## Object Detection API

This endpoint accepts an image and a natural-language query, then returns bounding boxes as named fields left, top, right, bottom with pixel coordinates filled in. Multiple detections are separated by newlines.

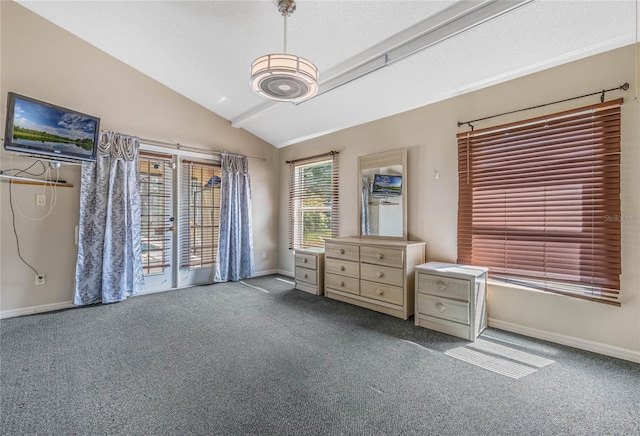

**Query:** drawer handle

left=377, top=271, right=384, bottom=278
left=303, top=258, right=308, bottom=263
left=376, top=289, right=383, bottom=296
left=339, top=248, right=345, bottom=254
left=437, top=280, right=447, bottom=291
left=303, top=273, right=308, bottom=279
left=339, top=280, right=345, bottom=287
left=376, top=253, right=383, bottom=260
left=436, top=303, right=446, bottom=313
left=340, top=265, right=345, bottom=271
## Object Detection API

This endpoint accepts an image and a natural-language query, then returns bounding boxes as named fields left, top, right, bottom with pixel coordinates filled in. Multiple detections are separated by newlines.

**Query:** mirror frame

left=358, top=148, right=408, bottom=240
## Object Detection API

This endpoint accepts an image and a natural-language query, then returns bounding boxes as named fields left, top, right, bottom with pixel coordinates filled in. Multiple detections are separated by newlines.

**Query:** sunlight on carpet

left=467, top=339, right=555, bottom=368
left=239, top=281, right=270, bottom=293
left=445, top=347, right=538, bottom=379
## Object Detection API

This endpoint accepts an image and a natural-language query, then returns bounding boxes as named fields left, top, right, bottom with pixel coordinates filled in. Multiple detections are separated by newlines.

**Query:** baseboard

left=488, top=318, right=640, bottom=364
left=0, top=301, right=75, bottom=319
left=252, top=269, right=278, bottom=277
left=277, top=269, right=294, bottom=278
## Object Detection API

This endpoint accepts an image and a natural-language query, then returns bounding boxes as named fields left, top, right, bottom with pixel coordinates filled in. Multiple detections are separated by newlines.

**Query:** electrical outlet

left=35, top=274, right=46, bottom=286
left=261, top=251, right=267, bottom=259
left=36, top=194, right=46, bottom=206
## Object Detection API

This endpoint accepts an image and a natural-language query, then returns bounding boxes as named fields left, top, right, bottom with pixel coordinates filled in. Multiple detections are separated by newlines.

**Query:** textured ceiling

left=16, top=0, right=639, bottom=148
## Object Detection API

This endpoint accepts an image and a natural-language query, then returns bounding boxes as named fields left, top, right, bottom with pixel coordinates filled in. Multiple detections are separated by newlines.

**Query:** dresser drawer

left=417, top=294, right=469, bottom=325
left=295, top=267, right=317, bottom=285
left=360, top=263, right=403, bottom=287
left=360, top=246, right=403, bottom=268
left=325, top=274, right=359, bottom=295
left=418, top=273, right=470, bottom=301
left=325, top=243, right=359, bottom=262
left=360, top=280, right=403, bottom=306
left=325, top=258, right=360, bottom=279
left=295, top=253, right=317, bottom=270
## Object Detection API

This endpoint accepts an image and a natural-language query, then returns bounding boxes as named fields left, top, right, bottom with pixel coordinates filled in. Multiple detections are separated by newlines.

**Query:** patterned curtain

left=74, top=131, right=144, bottom=305
left=361, top=176, right=370, bottom=235
left=214, top=152, right=255, bottom=282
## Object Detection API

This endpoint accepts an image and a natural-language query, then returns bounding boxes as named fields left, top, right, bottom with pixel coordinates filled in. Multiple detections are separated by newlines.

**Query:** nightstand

left=294, top=248, right=325, bottom=295
left=415, top=262, right=488, bottom=341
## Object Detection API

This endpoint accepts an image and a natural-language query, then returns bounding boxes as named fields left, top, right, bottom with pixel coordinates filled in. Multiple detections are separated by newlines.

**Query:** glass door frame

left=138, top=143, right=222, bottom=294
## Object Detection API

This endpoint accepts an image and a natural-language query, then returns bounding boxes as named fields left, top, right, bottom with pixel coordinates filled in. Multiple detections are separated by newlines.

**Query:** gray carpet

left=1, top=275, right=638, bottom=435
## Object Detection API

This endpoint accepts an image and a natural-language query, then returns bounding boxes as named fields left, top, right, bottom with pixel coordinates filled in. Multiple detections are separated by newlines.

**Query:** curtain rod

left=286, top=150, right=339, bottom=165
left=139, top=137, right=267, bottom=162
left=457, top=82, right=629, bottom=130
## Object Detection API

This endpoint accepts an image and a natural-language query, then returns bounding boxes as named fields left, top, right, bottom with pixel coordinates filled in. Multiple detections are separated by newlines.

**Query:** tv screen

left=371, top=174, right=402, bottom=197
left=3, top=92, right=100, bottom=162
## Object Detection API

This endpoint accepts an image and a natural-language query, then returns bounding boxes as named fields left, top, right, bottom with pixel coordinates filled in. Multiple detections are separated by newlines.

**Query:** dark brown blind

left=139, top=152, right=173, bottom=275
left=288, top=151, right=339, bottom=249
left=179, top=160, right=221, bottom=268
left=457, top=99, right=622, bottom=306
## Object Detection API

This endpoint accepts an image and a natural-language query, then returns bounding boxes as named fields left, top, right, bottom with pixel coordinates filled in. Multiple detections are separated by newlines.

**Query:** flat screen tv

left=371, top=173, right=402, bottom=197
left=4, top=92, right=100, bottom=162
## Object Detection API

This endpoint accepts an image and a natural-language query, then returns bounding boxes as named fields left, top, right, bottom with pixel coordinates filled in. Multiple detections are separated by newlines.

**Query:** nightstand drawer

left=325, top=274, right=359, bottom=295
left=417, top=294, right=469, bottom=325
left=295, top=267, right=316, bottom=285
left=361, top=263, right=403, bottom=287
left=295, top=253, right=317, bottom=270
left=360, top=246, right=403, bottom=268
left=418, top=273, right=470, bottom=301
left=417, top=315, right=473, bottom=341
left=325, top=243, right=360, bottom=262
left=360, top=280, right=403, bottom=305
left=325, top=258, right=360, bottom=279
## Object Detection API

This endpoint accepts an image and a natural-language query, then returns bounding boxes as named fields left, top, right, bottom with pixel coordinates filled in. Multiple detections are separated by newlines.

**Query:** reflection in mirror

left=358, top=149, right=407, bottom=240
left=361, top=166, right=403, bottom=237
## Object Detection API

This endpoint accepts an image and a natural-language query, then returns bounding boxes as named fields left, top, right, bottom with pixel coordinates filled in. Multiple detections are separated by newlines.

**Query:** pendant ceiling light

left=250, top=0, right=318, bottom=103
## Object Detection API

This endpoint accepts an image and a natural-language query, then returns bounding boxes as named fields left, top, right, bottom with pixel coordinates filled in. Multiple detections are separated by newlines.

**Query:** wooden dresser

left=415, top=262, right=488, bottom=341
left=294, top=248, right=325, bottom=295
left=324, top=237, right=425, bottom=320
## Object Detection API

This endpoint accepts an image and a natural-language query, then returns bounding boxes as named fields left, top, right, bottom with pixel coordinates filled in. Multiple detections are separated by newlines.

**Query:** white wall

left=0, top=2, right=279, bottom=315
left=278, top=45, right=640, bottom=361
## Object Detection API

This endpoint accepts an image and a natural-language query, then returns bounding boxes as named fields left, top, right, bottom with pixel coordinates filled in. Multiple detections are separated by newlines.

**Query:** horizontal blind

left=139, top=152, right=173, bottom=275
left=288, top=151, right=340, bottom=249
left=457, top=99, right=622, bottom=306
left=179, top=160, right=221, bottom=268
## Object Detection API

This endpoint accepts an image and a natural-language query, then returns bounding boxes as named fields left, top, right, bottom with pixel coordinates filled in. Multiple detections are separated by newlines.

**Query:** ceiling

left=16, top=1, right=639, bottom=148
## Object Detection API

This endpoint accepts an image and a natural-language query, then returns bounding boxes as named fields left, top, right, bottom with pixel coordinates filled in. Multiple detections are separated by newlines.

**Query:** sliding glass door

left=139, top=152, right=175, bottom=292
left=138, top=150, right=222, bottom=292
left=178, top=160, right=222, bottom=287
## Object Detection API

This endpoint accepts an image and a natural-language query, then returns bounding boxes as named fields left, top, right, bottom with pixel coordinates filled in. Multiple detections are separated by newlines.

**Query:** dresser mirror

left=358, top=148, right=407, bottom=240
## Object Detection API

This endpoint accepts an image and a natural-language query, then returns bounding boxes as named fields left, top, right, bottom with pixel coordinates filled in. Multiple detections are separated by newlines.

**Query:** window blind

left=457, top=99, right=622, bottom=306
left=139, top=152, right=173, bottom=275
left=179, top=160, right=221, bottom=269
left=288, top=151, right=339, bottom=249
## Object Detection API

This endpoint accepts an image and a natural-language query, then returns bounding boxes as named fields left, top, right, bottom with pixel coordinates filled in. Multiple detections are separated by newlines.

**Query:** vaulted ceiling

left=16, top=1, right=639, bottom=147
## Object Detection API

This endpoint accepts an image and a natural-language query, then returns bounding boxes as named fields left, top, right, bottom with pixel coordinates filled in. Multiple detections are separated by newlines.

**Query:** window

left=457, top=99, right=622, bottom=306
left=288, top=151, right=339, bottom=249
left=139, top=152, right=172, bottom=275
left=179, top=160, right=221, bottom=268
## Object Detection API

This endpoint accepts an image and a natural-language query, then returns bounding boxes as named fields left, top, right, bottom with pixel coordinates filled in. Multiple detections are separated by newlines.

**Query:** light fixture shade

left=250, top=53, right=319, bottom=103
